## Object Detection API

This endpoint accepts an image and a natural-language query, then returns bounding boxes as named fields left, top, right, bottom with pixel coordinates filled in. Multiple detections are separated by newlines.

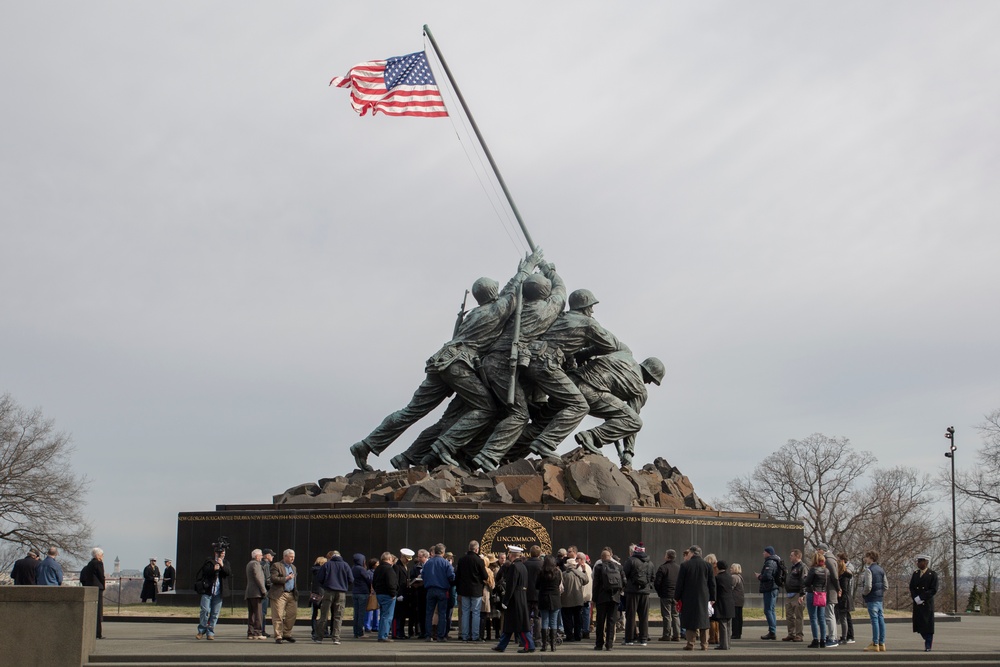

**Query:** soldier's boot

left=350, top=441, right=375, bottom=472
left=430, top=441, right=461, bottom=469
left=472, top=454, right=498, bottom=472
left=574, top=430, right=603, bottom=456
left=389, top=454, right=411, bottom=471
left=528, top=440, right=561, bottom=463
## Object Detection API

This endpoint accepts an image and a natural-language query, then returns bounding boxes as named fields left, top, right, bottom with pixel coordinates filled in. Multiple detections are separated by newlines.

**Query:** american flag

left=330, top=51, right=448, bottom=118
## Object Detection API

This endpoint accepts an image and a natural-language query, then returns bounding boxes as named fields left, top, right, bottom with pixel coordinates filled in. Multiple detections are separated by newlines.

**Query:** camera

left=212, top=536, right=231, bottom=554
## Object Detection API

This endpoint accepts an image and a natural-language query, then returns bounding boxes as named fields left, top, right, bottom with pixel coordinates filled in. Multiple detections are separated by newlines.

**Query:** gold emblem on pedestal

left=481, top=515, right=552, bottom=556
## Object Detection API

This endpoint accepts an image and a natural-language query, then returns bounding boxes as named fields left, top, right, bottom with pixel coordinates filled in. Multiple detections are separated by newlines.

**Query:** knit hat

left=764, top=546, right=776, bottom=556
left=633, top=543, right=646, bottom=554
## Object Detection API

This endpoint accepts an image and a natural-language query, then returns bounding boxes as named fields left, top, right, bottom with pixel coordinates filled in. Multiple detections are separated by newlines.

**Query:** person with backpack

left=622, top=542, right=656, bottom=645
left=592, top=548, right=624, bottom=650
left=756, top=546, right=782, bottom=640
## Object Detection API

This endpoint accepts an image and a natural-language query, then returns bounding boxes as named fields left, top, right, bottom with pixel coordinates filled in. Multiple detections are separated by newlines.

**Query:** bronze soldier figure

left=349, top=250, right=543, bottom=471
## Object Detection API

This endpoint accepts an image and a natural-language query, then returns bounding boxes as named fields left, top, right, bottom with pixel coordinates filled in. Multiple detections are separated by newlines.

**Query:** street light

left=945, top=426, right=958, bottom=614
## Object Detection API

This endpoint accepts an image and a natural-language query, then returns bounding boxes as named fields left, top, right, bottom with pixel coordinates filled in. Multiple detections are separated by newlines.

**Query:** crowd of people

left=181, top=538, right=940, bottom=653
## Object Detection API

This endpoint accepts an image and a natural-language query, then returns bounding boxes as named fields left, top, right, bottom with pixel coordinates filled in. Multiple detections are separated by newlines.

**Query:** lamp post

left=944, top=426, right=958, bottom=614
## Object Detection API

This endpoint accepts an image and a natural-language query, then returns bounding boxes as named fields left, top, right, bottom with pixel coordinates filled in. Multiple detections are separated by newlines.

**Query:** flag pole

left=423, top=24, right=537, bottom=253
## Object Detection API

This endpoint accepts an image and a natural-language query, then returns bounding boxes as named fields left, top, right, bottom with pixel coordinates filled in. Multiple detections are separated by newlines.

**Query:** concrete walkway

left=84, top=616, right=998, bottom=666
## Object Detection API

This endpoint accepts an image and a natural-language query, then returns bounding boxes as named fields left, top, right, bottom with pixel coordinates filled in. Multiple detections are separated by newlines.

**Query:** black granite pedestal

left=176, top=502, right=802, bottom=595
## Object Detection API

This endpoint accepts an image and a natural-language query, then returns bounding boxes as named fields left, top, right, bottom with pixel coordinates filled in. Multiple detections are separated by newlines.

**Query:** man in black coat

left=455, top=540, right=490, bottom=642
left=522, top=545, right=544, bottom=643
left=622, top=542, right=656, bottom=645
left=674, top=544, right=716, bottom=651
left=80, top=547, right=107, bottom=639
left=162, top=559, right=176, bottom=591
left=10, top=548, right=40, bottom=585
left=492, top=546, right=535, bottom=653
left=713, top=560, right=734, bottom=650
left=654, top=549, right=680, bottom=641
left=141, top=558, right=160, bottom=602
left=592, top=548, right=624, bottom=651
left=392, top=548, right=413, bottom=639
left=909, top=554, right=938, bottom=651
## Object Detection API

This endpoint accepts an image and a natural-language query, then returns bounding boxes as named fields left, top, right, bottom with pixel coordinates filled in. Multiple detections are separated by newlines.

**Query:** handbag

left=813, top=590, right=827, bottom=607
left=367, top=590, right=378, bottom=611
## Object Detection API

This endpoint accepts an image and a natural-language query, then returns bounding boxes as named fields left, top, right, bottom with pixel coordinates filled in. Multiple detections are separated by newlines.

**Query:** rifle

left=506, top=282, right=524, bottom=406
left=453, top=289, right=470, bottom=338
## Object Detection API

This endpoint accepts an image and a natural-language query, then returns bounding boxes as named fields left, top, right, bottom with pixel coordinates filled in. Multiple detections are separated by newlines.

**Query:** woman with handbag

left=803, top=553, right=829, bottom=648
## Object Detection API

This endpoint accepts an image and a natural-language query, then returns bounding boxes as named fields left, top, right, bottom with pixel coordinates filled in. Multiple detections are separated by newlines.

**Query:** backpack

left=775, top=559, right=788, bottom=588
left=630, top=559, right=651, bottom=589
left=602, top=561, right=623, bottom=593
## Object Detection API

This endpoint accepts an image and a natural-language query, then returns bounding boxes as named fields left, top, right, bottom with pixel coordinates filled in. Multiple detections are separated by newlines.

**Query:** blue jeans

left=426, top=587, right=449, bottom=639
left=459, top=595, right=482, bottom=640
left=198, top=593, right=223, bottom=636
left=353, top=593, right=368, bottom=637
left=762, top=588, right=778, bottom=634
left=807, top=592, right=825, bottom=642
left=866, top=600, right=886, bottom=644
left=540, top=608, right=560, bottom=629
left=377, top=594, right=396, bottom=640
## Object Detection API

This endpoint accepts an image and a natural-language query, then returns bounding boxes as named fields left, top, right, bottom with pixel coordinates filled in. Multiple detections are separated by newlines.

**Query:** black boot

left=550, top=629, right=556, bottom=652
left=540, top=629, right=547, bottom=651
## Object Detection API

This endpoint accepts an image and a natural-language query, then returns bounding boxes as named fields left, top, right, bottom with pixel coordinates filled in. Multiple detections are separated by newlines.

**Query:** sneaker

left=827, top=640, right=839, bottom=647
left=312, top=636, right=322, bottom=644
left=333, top=640, right=342, bottom=645
left=624, top=641, right=634, bottom=646
left=639, top=641, right=648, bottom=646
left=846, top=639, right=856, bottom=644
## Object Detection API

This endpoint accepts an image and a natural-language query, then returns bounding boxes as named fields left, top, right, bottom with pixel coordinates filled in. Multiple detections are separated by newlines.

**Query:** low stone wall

left=0, top=585, right=98, bottom=667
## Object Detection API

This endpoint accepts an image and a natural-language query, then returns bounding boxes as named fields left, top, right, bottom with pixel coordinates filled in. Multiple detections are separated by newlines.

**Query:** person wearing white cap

left=909, top=554, right=938, bottom=651
left=141, top=557, right=160, bottom=603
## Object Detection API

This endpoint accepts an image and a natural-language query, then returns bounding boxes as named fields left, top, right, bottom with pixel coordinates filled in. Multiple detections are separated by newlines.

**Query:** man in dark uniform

left=141, top=558, right=160, bottom=602
left=492, top=546, right=535, bottom=653
left=162, top=558, right=176, bottom=591
left=909, top=554, right=938, bottom=651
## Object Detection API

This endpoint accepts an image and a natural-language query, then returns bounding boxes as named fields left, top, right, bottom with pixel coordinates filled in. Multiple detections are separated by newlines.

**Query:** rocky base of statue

left=274, top=448, right=711, bottom=509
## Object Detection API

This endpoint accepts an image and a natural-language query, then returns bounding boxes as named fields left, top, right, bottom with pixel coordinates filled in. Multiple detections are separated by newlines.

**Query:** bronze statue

left=571, top=351, right=664, bottom=469
left=349, top=250, right=543, bottom=472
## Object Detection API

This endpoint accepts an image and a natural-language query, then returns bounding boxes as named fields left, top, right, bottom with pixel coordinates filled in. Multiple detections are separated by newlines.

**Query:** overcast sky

left=2, top=1, right=998, bottom=571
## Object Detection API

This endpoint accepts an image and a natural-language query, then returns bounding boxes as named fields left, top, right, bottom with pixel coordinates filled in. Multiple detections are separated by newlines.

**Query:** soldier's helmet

left=640, top=357, right=665, bottom=386
left=471, top=277, right=499, bottom=305
left=568, top=289, right=599, bottom=311
left=522, top=273, right=552, bottom=301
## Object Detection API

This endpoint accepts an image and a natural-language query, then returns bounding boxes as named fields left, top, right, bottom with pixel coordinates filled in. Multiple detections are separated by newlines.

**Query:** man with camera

left=195, top=540, right=232, bottom=640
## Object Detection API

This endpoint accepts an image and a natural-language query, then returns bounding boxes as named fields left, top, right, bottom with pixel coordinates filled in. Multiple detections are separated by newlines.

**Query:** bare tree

left=953, top=408, right=1000, bottom=559
left=720, top=433, right=876, bottom=549
left=0, top=393, right=92, bottom=573
left=841, top=466, right=939, bottom=578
